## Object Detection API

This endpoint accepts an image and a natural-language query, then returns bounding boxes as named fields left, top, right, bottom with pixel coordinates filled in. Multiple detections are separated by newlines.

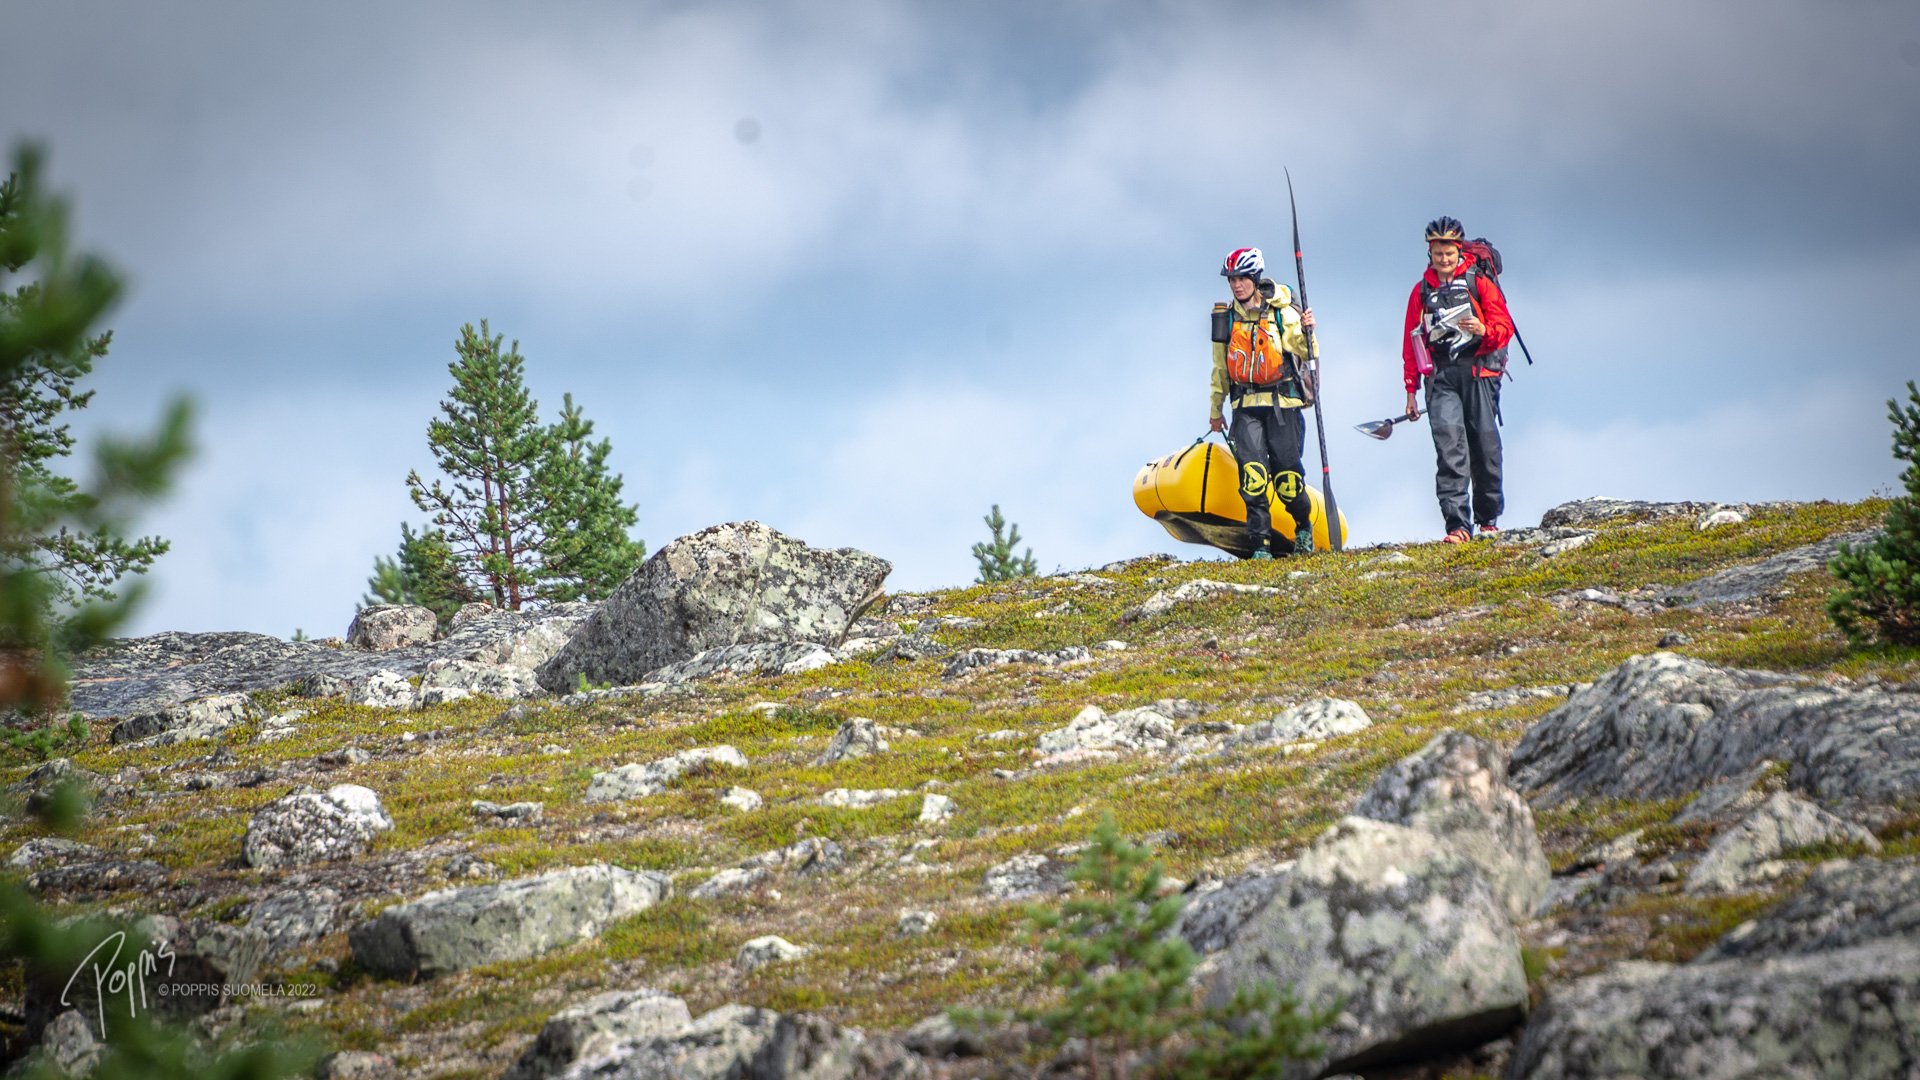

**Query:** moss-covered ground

left=4, top=500, right=1915, bottom=1078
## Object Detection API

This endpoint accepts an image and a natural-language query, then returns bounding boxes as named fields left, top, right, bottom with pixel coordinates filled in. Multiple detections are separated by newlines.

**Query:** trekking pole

left=1285, top=169, right=1342, bottom=551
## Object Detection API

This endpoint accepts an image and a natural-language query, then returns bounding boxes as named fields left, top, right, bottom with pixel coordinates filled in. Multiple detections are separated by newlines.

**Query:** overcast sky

left=4, top=0, right=1916, bottom=637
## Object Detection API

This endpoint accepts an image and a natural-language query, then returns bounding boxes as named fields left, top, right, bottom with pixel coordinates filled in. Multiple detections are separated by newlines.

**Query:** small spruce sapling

left=962, top=813, right=1325, bottom=1080
left=972, top=504, right=1038, bottom=583
left=1829, top=381, right=1920, bottom=646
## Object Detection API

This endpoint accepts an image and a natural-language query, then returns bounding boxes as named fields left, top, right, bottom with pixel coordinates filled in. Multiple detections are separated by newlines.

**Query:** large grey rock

left=1538, top=497, right=1774, bottom=528
left=7, top=837, right=96, bottom=869
left=747, top=1012, right=928, bottom=1080
left=1351, top=732, right=1549, bottom=920
left=1202, top=817, right=1527, bottom=1076
left=349, top=863, right=671, bottom=978
left=24, top=857, right=168, bottom=898
left=536, top=521, right=890, bottom=692
left=446, top=601, right=596, bottom=670
left=1173, top=863, right=1294, bottom=955
left=1509, top=652, right=1920, bottom=805
left=642, top=642, right=840, bottom=687
left=9, top=758, right=104, bottom=816
left=1661, top=530, right=1881, bottom=607
left=109, top=691, right=258, bottom=745
left=421, top=658, right=543, bottom=699
left=67, top=604, right=592, bottom=720
left=242, top=784, right=393, bottom=869
left=1507, top=941, right=1920, bottom=1080
left=350, top=670, right=417, bottom=709
left=505, top=989, right=694, bottom=1080
left=584, top=746, right=748, bottom=803
left=246, top=886, right=342, bottom=952
left=26, top=1009, right=102, bottom=1078
left=556, top=1003, right=779, bottom=1080
left=1699, top=857, right=1920, bottom=962
left=1227, top=699, right=1372, bottom=748
left=1686, top=792, right=1879, bottom=893
left=346, top=604, right=439, bottom=649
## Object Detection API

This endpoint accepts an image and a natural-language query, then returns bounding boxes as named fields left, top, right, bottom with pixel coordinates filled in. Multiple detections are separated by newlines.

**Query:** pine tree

left=0, top=143, right=284, bottom=1080
left=533, top=392, right=644, bottom=602
left=972, top=504, right=1038, bottom=583
left=1, top=147, right=191, bottom=715
left=363, top=522, right=479, bottom=627
left=1829, top=381, right=1920, bottom=646
left=406, top=322, right=554, bottom=610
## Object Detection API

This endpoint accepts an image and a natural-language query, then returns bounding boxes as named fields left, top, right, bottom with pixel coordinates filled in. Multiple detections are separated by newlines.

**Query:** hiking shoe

left=1443, top=528, right=1471, bottom=544
left=1477, top=523, right=1500, bottom=538
left=1250, top=550, right=1274, bottom=561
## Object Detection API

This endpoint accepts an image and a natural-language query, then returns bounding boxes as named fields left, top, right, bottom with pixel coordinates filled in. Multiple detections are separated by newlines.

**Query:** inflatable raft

left=1132, top=438, right=1348, bottom=558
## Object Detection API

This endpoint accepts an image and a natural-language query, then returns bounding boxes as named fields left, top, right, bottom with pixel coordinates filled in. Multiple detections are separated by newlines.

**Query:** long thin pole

left=1285, top=169, right=1342, bottom=551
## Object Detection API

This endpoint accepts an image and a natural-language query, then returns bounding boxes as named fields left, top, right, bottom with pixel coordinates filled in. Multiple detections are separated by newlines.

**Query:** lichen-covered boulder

left=535, top=521, right=890, bottom=692
left=503, top=988, right=693, bottom=1080
left=346, top=604, right=438, bottom=650
left=1509, top=652, right=1920, bottom=805
left=1351, top=731, right=1549, bottom=920
left=1686, top=792, right=1879, bottom=893
left=557, top=1004, right=779, bottom=1080
left=1227, top=698, right=1372, bottom=749
left=1202, top=817, right=1527, bottom=1076
left=1508, top=941, right=1920, bottom=1080
left=349, top=863, right=671, bottom=978
left=1698, top=856, right=1920, bottom=962
left=242, top=784, right=393, bottom=869
left=109, top=692, right=258, bottom=745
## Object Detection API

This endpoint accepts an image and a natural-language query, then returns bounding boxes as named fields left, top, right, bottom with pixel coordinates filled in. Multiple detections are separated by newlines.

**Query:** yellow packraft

left=1132, top=438, right=1348, bottom=557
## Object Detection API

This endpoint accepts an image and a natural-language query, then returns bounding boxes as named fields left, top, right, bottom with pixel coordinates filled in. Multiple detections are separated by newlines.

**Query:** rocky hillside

left=5, top=502, right=1919, bottom=1080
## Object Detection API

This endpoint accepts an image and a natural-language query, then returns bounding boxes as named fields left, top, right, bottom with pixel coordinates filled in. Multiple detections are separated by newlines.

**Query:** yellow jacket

left=1209, top=283, right=1312, bottom=421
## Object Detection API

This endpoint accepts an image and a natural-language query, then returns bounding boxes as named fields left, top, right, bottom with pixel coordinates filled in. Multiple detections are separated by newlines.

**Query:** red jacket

left=1402, top=253, right=1514, bottom=391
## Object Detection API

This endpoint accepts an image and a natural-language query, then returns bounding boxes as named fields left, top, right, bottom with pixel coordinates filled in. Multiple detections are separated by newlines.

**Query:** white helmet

left=1220, top=247, right=1264, bottom=279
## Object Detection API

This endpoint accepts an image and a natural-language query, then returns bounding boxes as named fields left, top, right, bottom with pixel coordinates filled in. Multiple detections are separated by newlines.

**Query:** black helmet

left=1424, top=216, right=1466, bottom=244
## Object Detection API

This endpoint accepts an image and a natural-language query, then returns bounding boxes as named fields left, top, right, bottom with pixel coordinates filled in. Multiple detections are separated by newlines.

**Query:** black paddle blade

left=1356, top=418, right=1396, bottom=440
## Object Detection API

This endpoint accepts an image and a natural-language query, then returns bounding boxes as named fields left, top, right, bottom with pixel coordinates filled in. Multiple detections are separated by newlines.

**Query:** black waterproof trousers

left=1425, top=363, right=1503, bottom=533
left=1229, top=403, right=1312, bottom=554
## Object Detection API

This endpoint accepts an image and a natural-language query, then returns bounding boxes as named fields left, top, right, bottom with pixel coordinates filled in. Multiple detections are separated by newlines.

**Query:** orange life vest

left=1224, top=309, right=1290, bottom=386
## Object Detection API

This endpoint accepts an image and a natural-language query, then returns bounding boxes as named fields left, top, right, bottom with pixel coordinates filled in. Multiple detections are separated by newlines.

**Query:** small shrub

left=1829, top=381, right=1920, bottom=645
left=4, top=713, right=87, bottom=760
left=960, top=813, right=1329, bottom=1079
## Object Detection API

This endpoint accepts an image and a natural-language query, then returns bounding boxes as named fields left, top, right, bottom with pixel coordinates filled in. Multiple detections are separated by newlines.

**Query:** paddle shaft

left=1286, top=169, right=1341, bottom=551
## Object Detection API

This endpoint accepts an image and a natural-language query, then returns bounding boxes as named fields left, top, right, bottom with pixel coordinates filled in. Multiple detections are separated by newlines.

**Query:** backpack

left=1420, top=236, right=1534, bottom=371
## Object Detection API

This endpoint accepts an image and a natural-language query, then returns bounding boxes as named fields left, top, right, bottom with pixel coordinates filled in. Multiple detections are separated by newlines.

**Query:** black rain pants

left=1229, top=403, right=1312, bottom=554
left=1425, top=363, right=1504, bottom=533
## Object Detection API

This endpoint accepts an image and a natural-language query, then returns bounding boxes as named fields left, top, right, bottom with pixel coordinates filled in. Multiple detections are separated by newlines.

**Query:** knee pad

left=1239, top=460, right=1270, bottom=498
left=1272, top=470, right=1305, bottom=501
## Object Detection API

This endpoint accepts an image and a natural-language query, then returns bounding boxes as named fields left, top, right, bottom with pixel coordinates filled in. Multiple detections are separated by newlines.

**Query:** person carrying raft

left=1208, top=246, right=1318, bottom=559
left=1402, top=216, right=1514, bottom=543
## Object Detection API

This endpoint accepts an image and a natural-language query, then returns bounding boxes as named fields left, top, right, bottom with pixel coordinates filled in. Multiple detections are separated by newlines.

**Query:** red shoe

left=1443, top=528, right=1471, bottom=544
left=1477, top=523, right=1500, bottom=538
